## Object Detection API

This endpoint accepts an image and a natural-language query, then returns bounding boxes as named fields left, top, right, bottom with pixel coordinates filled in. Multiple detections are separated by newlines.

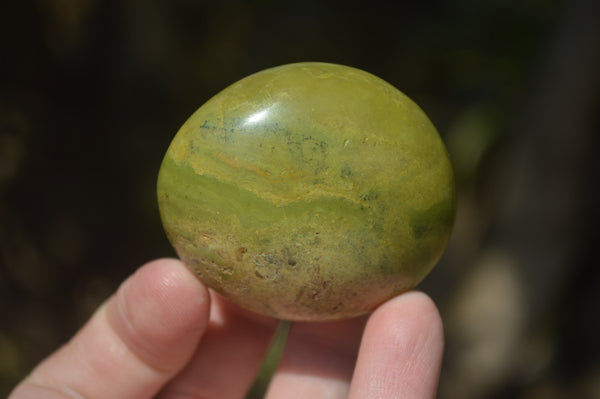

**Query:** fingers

left=348, top=291, right=444, bottom=399
left=9, top=258, right=444, bottom=399
left=157, top=293, right=280, bottom=398
left=9, top=258, right=211, bottom=399
left=264, top=292, right=444, bottom=399
left=264, top=315, right=368, bottom=398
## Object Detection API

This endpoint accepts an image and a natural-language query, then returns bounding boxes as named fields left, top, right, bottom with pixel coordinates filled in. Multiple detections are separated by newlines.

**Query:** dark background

left=1, top=0, right=599, bottom=397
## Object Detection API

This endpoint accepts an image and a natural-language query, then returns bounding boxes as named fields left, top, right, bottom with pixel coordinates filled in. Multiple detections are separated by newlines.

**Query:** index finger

left=349, top=291, right=444, bottom=399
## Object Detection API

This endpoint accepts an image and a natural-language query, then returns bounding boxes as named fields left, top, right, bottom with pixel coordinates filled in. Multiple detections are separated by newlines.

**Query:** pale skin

left=9, top=258, right=444, bottom=399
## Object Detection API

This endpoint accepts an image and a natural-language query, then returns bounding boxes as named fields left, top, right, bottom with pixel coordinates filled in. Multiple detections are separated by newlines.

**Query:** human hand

left=9, top=258, right=444, bottom=399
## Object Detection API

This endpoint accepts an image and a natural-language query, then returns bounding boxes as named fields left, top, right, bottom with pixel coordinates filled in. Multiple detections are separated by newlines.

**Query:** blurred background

left=1, top=0, right=599, bottom=397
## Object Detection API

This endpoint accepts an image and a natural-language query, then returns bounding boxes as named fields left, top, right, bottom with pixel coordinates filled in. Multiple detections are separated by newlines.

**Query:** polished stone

left=157, top=62, right=455, bottom=321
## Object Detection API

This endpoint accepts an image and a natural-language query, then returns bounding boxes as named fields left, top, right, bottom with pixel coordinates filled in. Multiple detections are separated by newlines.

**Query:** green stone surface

left=157, top=62, right=455, bottom=321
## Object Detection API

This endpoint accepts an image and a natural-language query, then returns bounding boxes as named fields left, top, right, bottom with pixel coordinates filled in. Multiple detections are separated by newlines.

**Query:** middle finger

left=265, top=315, right=367, bottom=398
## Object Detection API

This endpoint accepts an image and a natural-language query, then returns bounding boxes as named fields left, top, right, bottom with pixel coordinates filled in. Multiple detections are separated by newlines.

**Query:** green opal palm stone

left=157, top=62, right=455, bottom=321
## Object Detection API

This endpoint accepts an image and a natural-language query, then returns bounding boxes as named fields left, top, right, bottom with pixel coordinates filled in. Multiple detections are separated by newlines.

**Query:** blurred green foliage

left=1, top=0, right=599, bottom=398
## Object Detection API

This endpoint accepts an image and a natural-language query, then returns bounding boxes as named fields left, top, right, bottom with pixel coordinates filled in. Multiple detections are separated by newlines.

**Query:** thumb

left=10, top=258, right=210, bottom=399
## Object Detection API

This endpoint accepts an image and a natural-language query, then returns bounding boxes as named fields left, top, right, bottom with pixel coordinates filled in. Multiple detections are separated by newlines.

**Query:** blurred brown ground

left=1, top=1, right=599, bottom=398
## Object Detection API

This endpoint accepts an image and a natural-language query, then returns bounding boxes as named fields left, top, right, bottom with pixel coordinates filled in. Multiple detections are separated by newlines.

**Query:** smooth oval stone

left=157, top=62, right=455, bottom=321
